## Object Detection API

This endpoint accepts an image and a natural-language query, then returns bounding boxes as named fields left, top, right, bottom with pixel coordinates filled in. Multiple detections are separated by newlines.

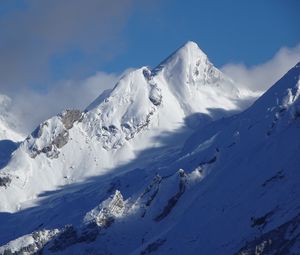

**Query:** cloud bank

left=0, top=0, right=135, bottom=92
left=221, top=43, right=300, bottom=92
left=6, top=71, right=123, bottom=134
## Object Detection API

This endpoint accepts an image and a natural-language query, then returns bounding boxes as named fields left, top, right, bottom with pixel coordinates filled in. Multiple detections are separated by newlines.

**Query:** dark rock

left=0, top=176, right=11, bottom=188
left=53, top=130, right=69, bottom=149
left=149, top=85, right=162, bottom=106
left=143, top=68, right=152, bottom=81
left=60, top=109, right=82, bottom=130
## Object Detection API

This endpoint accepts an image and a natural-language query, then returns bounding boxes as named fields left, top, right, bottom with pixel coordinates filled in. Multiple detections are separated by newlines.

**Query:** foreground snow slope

left=0, top=56, right=299, bottom=254
left=0, top=41, right=252, bottom=212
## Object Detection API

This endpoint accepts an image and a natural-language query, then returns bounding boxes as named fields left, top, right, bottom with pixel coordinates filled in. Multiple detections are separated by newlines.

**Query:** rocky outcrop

left=60, top=109, right=83, bottom=129
left=0, top=175, right=11, bottom=188
left=0, top=229, right=59, bottom=255
left=149, top=85, right=162, bottom=106
left=26, top=109, right=82, bottom=158
left=83, top=190, right=125, bottom=228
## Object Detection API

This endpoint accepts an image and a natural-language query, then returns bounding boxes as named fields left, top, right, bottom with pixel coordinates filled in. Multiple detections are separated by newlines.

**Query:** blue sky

left=0, top=0, right=299, bottom=91
left=0, top=0, right=300, bottom=131
left=51, top=0, right=300, bottom=81
left=114, top=0, right=300, bottom=72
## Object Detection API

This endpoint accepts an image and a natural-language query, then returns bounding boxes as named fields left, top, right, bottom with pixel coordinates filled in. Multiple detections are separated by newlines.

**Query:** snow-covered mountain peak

left=151, top=41, right=241, bottom=116
left=168, top=40, right=208, bottom=66
left=153, top=41, right=211, bottom=79
left=0, top=42, right=252, bottom=213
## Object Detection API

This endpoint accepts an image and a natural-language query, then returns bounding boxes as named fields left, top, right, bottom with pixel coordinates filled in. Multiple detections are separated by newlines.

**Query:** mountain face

left=0, top=41, right=247, bottom=213
left=1, top=42, right=300, bottom=255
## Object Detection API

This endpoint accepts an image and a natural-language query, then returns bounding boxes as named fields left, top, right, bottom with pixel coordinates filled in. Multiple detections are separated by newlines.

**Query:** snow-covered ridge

left=23, top=41, right=243, bottom=158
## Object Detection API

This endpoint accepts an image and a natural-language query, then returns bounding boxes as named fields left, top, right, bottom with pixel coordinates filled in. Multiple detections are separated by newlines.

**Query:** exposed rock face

left=25, top=109, right=82, bottom=158
left=45, top=191, right=126, bottom=252
left=60, top=109, right=83, bottom=130
left=149, top=84, right=162, bottom=106
left=52, top=129, right=69, bottom=149
left=143, top=68, right=162, bottom=106
left=0, top=229, right=59, bottom=255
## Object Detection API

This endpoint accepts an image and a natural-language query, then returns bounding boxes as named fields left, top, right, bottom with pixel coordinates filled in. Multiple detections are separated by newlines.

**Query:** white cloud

left=221, top=43, right=300, bottom=92
left=7, top=71, right=126, bottom=134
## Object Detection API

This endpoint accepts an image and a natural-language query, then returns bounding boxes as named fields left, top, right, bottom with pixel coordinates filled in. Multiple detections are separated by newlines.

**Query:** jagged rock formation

left=0, top=229, right=59, bottom=255
left=25, top=109, right=83, bottom=158
left=83, top=190, right=126, bottom=228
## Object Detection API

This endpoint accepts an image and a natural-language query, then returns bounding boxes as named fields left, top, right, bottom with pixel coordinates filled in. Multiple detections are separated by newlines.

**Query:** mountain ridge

left=0, top=41, right=253, bottom=213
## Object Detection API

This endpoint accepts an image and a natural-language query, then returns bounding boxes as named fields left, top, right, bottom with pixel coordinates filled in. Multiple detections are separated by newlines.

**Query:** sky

left=0, top=0, right=300, bottom=132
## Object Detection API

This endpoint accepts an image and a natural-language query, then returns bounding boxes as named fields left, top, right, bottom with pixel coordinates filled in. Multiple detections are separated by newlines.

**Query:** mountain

left=1, top=42, right=299, bottom=255
left=0, top=41, right=251, bottom=213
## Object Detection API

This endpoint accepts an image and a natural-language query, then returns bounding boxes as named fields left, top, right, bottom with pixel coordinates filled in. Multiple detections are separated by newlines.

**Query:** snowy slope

left=0, top=41, right=253, bottom=213
left=1, top=60, right=299, bottom=255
